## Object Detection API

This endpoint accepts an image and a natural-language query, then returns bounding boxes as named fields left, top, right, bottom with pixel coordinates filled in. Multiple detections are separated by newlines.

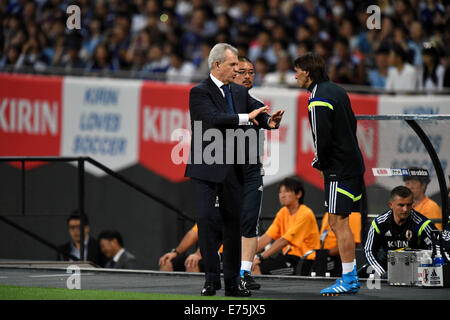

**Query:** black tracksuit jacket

left=306, top=80, right=365, bottom=181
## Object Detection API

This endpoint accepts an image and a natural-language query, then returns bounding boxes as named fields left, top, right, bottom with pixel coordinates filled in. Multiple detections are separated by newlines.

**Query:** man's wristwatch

left=256, top=253, right=264, bottom=261
left=170, top=248, right=180, bottom=256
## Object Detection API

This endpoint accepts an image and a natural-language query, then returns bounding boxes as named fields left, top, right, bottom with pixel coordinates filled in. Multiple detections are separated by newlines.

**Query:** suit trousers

left=191, top=165, right=243, bottom=287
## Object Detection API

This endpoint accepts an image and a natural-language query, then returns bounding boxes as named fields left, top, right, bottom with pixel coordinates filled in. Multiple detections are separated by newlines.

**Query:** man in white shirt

left=166, top=49, right=196, bottom=84
left=263, top=52, right=297, bottom=88
left=385, top=44, right=418, bottom=92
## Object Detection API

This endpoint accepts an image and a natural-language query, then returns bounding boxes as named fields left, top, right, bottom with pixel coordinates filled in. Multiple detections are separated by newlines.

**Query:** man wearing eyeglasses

left=233, top=56, right=285, bottom=290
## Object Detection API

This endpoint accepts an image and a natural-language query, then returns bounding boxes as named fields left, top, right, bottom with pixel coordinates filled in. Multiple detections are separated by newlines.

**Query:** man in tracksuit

left=294, top=52, right=365, bottom=295
left=365, top=186, right=437, bottom=277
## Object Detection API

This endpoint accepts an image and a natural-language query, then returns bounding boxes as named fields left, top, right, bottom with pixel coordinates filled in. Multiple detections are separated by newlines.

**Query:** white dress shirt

left=113, top=248, right=125, bottom=263
left=209, top=73, right=250, bottom=125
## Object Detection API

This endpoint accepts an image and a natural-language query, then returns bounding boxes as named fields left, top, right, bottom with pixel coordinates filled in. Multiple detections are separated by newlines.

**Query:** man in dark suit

left=99, top=230, right=138, bottom=269
left=185, top=43, right=283, bottom=296
left=57, top=212, right=106, bottom=267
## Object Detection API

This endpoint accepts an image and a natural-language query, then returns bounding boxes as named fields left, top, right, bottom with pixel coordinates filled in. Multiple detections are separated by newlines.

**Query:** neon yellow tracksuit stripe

left=336, top=187, right=362, bottom=202
left=308, top=101, right=334, bottom=111
left=418, top=220, right=432, bottom=238
left=372, top=220, right=381, bottom=234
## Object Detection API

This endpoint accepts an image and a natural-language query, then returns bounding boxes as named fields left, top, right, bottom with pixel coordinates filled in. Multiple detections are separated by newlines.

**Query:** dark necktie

left=221, top=84, right=235, bottom=114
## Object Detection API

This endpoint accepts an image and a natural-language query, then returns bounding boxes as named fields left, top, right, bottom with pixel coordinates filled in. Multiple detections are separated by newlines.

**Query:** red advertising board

left=0, top=74, right=63, bottom=169
left=296, top=91, right=378, bottom=189
left=138, top=81, right=193, bottom=182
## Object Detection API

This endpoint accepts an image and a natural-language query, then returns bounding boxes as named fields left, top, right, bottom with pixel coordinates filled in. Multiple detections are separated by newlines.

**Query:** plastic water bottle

left=421, top=252, right=433, bottom=267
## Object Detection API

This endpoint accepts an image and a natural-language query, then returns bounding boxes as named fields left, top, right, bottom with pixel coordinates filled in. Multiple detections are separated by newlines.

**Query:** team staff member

left=365, top=186, right=437, bottom=277
left=403, top=167, right=442, bottom=230
left=294, top=52, right=365, bottom=295
left=319, top=212, right=361, bottom=276
left=233, top=56, right=274, bottom=290
left=252, top=177, right=320, bottom=276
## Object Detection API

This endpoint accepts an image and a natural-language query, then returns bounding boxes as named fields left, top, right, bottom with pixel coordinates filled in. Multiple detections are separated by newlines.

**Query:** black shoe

left=201, top=282, right=221, bottom=296
left=241, top=272, right=261, bottom=290
left=225, top=284, right=252, bottom=297
left=201, top=284, right=216, bottom=296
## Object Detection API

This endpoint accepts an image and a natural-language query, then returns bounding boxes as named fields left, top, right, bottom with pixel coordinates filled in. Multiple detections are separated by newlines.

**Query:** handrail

left=0, top=156, right=194, bottom=223
left=0, top=156, right=195, bottom=263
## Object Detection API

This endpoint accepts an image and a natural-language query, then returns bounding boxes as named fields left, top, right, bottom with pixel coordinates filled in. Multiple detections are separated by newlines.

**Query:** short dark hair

left=390, top=186, right=413, bottom=201
left=238, top=56, right=252, bottom=63
left=390, top=44, right=407, bottom=62
left=294, top=52, right=330, bottom=83
left=98, top=230, right=124, bottom=247
left=67, top=210, right=89, bottom=226
left=278, top=177, right=305, bottom=204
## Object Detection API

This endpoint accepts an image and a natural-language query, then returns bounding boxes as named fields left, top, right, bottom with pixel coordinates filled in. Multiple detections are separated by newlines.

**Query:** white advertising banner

left=61, top=77, right=141, bottom=176
left=376, top=95, right=450, bottom=195
left=250, top=87, right=298, bottom=186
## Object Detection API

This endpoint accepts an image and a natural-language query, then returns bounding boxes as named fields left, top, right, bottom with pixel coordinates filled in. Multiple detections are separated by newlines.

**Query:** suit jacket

left=185, top=76, right=270, bottom=183
left=57, top=237, right=106, bottom=267
left=106, top=250, right=138, bottom=269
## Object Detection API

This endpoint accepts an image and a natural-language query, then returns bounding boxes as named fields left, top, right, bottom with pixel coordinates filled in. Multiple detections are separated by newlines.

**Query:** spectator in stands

left=288, top=24, right=313, bottom=60
left=0, top=44, right=22, bottom=70
left=329, top=37, right=365, bottom=85
left=248, top=30, right=278, bottom=67
left=408, top=21, right=426, bottom=67
left=57, top=212, right=106, bottom=267
left=252, top=177, right=320, bottom=276
left=165, top=47, right=196, bottom=84
left=14, top=22, right=48, bottom=71
left=125, top=29, right=151, bottom=68
left=403, top=167, right=442, bottom=230
left=317, top=212, right=361, bottom=276
left=107, top=24, right=131, bottom=69
left=194, top=40, right=213, bottom=79
left=55, top=34, right=85, bottom=72
left=253, top=56, right=269, bottom=87
left=0, top=0, right=446, bottom=90
left=364, top=186, right=438, bottom=277
left=181, top=8, right=216, bottom=61
left=368, top=46, right=389, bottom=89
left=262, top=51, right=297, bottom=87
left=80, top=17, right=105, bottom=62
left=99, top=230, right=138, bottom=269
left=385, top=44, right=418, bottom=92
left=159, top=224, right=205, bottom=272
left=314, top=40, right=332, bottom=67
left=142, top=44, right=170, bottom=78
left=418, top=44, right=446, bottom=92
left=337, top=18, right=358, bottom=53
left=85, top=43, right=119, bottom=72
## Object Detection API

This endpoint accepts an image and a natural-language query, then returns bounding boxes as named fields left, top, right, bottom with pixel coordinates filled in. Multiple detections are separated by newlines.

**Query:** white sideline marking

left=29, top=273, right=95, bottom=278
left=29, top=274, right=71, bottom=278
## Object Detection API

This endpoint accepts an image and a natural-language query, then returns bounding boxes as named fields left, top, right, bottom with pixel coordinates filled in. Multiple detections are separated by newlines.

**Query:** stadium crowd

left=1, top=0, right=449, bottom=91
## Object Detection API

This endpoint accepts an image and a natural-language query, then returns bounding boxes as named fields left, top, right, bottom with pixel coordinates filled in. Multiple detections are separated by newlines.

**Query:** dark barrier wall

left=0, top=162, right=328, bottom=270
left=0, top=162, right=442, bottom=269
